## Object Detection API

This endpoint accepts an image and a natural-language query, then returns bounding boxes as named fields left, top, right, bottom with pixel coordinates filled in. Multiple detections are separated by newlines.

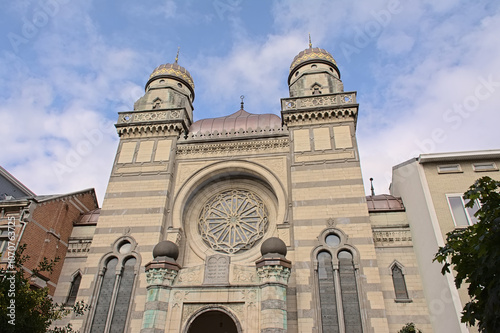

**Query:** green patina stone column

left=141, top=241, right=181, bottom=333
left=256, top=237, right=292, bottom=333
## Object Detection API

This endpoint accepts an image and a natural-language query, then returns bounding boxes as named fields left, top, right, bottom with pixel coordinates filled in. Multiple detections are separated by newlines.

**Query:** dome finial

left=308, top=33, right=312, bottom=48
left=175, top=46, right=180, bottom=64
left=370, top=177, right=375, bottom=196
left=240, top=95, right=245, bottom=109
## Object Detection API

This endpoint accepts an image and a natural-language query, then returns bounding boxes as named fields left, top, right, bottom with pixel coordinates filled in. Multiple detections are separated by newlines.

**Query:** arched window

left=315, top=229, right=364, bottom=332
left=392, top=264, right=410, bottom=301
left=89, top=238, right=139, bottom=333
left=91, top=258, right=119, bottom=332
left=317, top=251, right=339, bottom=332
left=338, top=251, right=362, bottom=332
left=65, top=272, right=82, bottom=307
left=110, top=257, right=137, bottom=332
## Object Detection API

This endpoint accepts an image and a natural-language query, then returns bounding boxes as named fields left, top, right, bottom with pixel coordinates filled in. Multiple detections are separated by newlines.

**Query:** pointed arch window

left=391, top=264, right=411, bottom=302
left=338, top=251, right=362, bottom=332
left=65, top=272, right=82, bottom=307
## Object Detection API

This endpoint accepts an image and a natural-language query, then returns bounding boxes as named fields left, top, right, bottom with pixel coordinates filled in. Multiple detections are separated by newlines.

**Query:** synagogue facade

left=51, top=45, right=438, bottom=332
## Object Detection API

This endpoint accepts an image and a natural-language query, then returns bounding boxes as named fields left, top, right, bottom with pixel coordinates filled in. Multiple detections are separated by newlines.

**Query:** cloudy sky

left=1, top=0, right=499, bottom=203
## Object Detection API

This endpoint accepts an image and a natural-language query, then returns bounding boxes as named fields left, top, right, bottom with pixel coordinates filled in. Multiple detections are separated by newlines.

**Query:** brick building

left=0, top=166, right=99, bottom=295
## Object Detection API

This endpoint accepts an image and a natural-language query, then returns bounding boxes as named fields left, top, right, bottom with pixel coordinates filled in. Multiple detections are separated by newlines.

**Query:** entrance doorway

left=187, top=310, right=238, bottom=333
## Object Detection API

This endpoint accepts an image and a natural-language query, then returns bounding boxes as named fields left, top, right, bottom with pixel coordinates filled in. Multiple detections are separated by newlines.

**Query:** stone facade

left=53, top=47, right=435, bottom=332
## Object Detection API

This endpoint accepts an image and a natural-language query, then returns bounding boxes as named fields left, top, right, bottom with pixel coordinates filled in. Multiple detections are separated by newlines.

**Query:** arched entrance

left=187, top=310, right=239, bottom=333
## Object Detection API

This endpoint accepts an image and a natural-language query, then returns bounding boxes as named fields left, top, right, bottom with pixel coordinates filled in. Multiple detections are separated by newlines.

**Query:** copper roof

left=189, top=109, right=282, bottom=135
left=366, top=194, right=405, bottom=212
left=75, top=208, right=100, bottom=225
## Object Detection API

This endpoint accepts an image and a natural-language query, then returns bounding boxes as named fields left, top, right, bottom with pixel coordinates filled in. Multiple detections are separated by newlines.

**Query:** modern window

left=473, top=162, right=498, bottom=172
left=447, top=194, right=480, bottom=227
left=391, top=264, right=410, bottom=301
left=437, top=164, right=462, bottom=173
left=65, top=272, right=82, bottom=307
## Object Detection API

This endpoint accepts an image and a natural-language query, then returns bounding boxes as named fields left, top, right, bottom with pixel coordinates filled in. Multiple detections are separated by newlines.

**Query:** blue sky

left=1, top=0, right=499, bottom=203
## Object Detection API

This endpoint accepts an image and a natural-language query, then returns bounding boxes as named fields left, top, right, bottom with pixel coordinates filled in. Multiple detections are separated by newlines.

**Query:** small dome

left=261, top=237, right=287, bottom=257
left=289, top=47, right=339, bottom=78
left=146, top=62, right=195, bottom=95
left=189, top=109, right=282, bottom=135
left=152, top=240, right=179, bottom=260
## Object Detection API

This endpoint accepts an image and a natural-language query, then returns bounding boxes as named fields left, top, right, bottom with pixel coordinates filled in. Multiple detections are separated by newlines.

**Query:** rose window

left=198, top=189, right=269, bottom=254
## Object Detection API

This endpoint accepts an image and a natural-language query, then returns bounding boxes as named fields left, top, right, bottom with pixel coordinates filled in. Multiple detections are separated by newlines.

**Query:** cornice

left=177, top=138, right=290, bottom=156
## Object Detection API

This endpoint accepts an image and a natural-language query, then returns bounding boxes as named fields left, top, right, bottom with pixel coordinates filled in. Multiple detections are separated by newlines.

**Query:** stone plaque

left=203, top=254, right=230, bottom=285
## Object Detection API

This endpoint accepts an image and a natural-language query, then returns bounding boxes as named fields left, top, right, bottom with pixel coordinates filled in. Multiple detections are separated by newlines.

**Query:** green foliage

left=434, top=176, right=500, bottom=332
left=0, top=244, right=89, bottom=333
left=398, top=322, right=422, bottom=333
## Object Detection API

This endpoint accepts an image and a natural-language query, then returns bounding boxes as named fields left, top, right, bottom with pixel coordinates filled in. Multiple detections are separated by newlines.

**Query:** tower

left=74, top=58, right=196, bottom=332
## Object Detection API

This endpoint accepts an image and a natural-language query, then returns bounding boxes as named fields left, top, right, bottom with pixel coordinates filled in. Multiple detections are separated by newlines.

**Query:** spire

left=308, top=33, right=312, bottom=48
left=175, top=46, right=180, bottom=64
left=240, top=95, right=245, bottom=110
left=370, top=178, right=375, bottom=196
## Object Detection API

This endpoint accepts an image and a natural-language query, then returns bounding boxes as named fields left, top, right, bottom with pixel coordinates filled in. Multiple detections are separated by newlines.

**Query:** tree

left=398, top=322, right=422, bottom=333
left=434, top=176, right=500, bottom=332
left=0, top=244, right=88, bottom=333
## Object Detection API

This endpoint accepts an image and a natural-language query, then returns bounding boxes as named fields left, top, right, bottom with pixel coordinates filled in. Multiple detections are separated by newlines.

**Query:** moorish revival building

left=52, top=44, right=439, bottom=332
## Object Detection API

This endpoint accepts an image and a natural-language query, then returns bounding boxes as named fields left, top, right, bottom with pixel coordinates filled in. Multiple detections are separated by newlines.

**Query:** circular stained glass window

left=198, top=189, right=269, bottom=254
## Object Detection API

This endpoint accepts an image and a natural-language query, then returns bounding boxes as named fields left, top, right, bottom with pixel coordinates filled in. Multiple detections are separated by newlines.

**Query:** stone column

left=256, top=237, right=292, bottom=333
left=141, top=241, right=181, bottom=333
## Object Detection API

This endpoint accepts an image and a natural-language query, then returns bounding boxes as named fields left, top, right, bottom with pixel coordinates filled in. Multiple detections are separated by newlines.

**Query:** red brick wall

left=21, top=191, right=98, bottom=295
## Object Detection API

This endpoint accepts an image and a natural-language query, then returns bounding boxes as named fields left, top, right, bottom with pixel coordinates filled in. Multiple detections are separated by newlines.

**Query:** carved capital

left=256, top=265, right=291, bottom=285
left=145, top=267, right=179, bottom=286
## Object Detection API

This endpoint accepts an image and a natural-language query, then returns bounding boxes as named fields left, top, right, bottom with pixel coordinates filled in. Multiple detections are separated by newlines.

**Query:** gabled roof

left=0, top=165, right=35, bottom=199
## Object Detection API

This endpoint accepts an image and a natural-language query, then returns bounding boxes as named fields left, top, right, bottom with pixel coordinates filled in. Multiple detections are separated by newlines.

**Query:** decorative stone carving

left=117, top=109, right=185, bottom=124
left=241, top=289, right=257, bottom=306
left=181, top=303, right=244, bottom=325
left=372, top=227, right=413, bottom=247
left=282, top=107, right=358, bottom=126
left=281, top=92, right=356, bottom=111
left=257, top=265, right=291, bottom=285
left=198, top=190, right=269, bottom=255
left=176, top=266, right=203, bottom=285
left=177, top=138, right=289, bottom=156
left=232, top=265, right=257, bottom=283
left=172, top=290, right=188, bottom=308
left=67, top=239, right=92, bottom=256
left=145, top=268, right=178, bottom=286
left=203, top=254, right=230, bottom=285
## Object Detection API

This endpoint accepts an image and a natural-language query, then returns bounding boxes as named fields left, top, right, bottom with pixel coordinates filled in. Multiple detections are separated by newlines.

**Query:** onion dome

left=189, top=109, right=282, bottom=135
left=146, top=62, right=195, bottom=98
left=152, top=240, right=179, bottom=261
left=261, top=237, right=287, bottom=258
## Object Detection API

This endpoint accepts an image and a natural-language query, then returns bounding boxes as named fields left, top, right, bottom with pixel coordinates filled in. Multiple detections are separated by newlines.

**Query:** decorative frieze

left=117, top=109, right=184, bottom=124
left=177, top=138, right=289, bottom=156
left=281, top=92, right=356, bottom=111
left=372, top=227, right=413, bottom=247
left=282, top=107, right=358, bottom=126
left=66, top=239, right=92, bottom=256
